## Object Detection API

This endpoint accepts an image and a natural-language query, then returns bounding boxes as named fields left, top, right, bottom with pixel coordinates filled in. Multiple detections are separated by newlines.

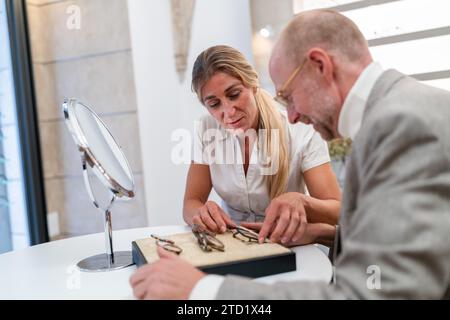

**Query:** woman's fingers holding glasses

left=261, top=192, right=308, bottom=244
left=259, top=199, right=283, bottom=243
left=291, top=211, right=308, bottom=243
left=280, top=208, right=301, bottom=244
left=199, top=205, right=220, bottom=233
left=205, top=201, right=236, bottom=233
left=205, top=201, right=226, bottom=233
left=268, top=206, right=291, bottom=243
left=191, top=215, right=207, bottom=231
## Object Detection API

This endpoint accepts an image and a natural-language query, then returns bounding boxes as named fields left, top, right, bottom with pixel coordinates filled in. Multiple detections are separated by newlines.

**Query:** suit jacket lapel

left=335, top=69, right=406, bottom=261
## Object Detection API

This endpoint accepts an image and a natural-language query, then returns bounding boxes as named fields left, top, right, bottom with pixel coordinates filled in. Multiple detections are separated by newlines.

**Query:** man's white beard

left=305, top=80, right=338, bottom=140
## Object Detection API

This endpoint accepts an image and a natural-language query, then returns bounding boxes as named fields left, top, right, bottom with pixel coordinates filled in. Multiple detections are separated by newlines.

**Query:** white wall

left=127, top=0, right=253, bottom=226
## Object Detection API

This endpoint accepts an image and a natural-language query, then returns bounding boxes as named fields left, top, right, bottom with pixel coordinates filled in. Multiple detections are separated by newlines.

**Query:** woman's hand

left=241, top=221, right=312, bottom=245
left=257, top=192, right=308, bottom=244
left=191, top=201, right=236, bottom=233
left=285, top=223, right=336, bottom=247
left=240, top=221, right=335, bottom=247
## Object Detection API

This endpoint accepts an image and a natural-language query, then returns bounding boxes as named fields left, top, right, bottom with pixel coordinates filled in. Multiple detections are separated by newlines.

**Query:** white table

left=0, top=225, right=332, bottom=299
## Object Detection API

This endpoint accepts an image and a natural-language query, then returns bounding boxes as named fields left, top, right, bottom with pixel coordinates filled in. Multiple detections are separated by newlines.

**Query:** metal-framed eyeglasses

left=150, top=234, right=183, bottom=255
left=229, top=225, right=269, bottom=244
left=273, top=57, right=308, bottom=107
left=191, top=224, right=225, bottom=252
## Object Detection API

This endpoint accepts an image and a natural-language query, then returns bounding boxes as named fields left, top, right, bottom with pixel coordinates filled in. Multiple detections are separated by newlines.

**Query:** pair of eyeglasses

left=191, top=224, right=225, bottom=252
left=150, top=234, right=183, bottom=255
left=229, top=226, right=269, bottom=244
left=273, top=57, right=308, bottom=107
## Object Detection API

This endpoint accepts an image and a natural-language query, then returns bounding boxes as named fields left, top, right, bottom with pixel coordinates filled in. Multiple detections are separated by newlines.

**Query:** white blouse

left=192, top=110, right=330, bottom=223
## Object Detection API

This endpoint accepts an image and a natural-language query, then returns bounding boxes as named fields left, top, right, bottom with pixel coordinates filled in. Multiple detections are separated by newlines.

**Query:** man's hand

left=130, top=246, right=206, bottom=300
left=257, top=192, right=308, bottom=244
left=192, top=201, right=236, bottom=233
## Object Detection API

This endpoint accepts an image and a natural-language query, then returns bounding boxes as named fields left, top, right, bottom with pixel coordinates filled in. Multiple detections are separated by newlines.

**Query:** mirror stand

left=76, top=152, right=134, bottom=272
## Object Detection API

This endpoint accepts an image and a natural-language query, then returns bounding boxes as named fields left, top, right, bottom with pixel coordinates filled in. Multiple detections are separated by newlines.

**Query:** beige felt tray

left=133, top=231, right=293, bottom=267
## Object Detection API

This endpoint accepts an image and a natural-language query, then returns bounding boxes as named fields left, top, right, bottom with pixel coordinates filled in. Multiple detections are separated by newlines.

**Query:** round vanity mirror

left=63, top=98, right=135, bottom=272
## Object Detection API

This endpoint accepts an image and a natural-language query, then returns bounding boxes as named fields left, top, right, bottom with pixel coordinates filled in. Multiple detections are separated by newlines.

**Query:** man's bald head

left=269, top=10, right=373, bottom=141
left=272, top=9, right=371, bottom=69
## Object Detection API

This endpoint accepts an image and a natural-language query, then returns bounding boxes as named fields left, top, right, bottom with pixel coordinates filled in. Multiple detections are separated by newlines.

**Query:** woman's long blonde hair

left=191, top=45, right=289, bottom=199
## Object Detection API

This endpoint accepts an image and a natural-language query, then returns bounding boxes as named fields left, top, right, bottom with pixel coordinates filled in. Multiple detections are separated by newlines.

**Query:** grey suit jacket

left=216, top=70, right=450, bottom=299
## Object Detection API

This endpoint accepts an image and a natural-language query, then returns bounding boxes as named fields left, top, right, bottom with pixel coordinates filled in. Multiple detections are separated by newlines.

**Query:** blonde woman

left=184, top=45, right=340, bottom=245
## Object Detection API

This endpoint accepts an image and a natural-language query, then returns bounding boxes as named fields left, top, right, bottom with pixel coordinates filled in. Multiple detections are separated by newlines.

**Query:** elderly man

left=130, top=9, right=450, bottom=299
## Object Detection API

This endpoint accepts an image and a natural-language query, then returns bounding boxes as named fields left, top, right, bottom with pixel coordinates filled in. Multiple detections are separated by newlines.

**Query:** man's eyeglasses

left=151, top=234, right=183, bottom=255
left=274, top=57, right=308, bottom=107
left=191, top=224, right=225, bottom=252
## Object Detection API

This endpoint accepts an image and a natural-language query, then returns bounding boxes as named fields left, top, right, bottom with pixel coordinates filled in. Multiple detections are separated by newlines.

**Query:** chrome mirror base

left=75, top=154, right=135, bottom=272
left=77, top=251, right=133, bottom=272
